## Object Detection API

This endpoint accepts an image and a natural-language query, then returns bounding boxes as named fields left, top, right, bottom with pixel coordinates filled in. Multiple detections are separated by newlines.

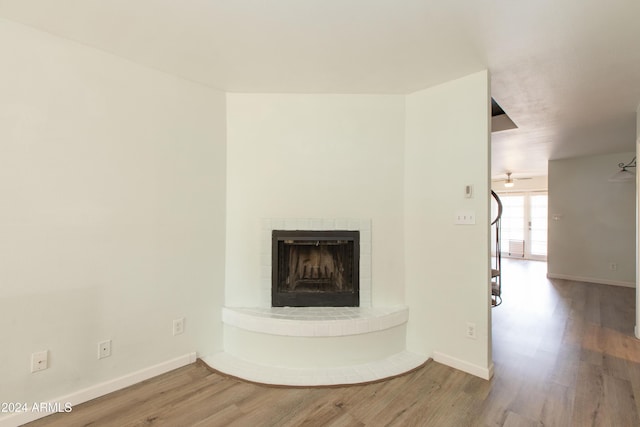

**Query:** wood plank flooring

left=26, top=259, right=640, bottom=426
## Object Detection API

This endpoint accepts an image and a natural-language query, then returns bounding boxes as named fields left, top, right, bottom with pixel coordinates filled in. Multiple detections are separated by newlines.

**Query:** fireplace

left=272, top=230, right=359, bottom=307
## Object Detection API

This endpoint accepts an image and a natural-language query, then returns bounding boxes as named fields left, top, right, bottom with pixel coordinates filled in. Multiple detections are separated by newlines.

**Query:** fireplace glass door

left=272, top=230, right=359, bottom=307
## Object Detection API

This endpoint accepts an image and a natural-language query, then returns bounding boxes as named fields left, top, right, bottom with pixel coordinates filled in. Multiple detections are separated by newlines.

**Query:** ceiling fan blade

left=492, top=176, right=535, bottom=182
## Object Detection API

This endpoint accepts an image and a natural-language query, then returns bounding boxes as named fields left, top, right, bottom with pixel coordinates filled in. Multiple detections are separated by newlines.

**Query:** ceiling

left=1, top=0, right=639, bottom=178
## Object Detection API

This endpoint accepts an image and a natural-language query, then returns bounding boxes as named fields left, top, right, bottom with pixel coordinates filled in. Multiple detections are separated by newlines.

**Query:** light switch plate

left=455, top=211, right=476, bottom=225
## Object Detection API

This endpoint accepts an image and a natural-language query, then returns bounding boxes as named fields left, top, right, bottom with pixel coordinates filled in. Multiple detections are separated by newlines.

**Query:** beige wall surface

left=0, top=19, right=227, bottom=405
left=0, top=16, right=494, bottom=411
left=404, top=70, right=491, bottom=377
left=548, top=152, right=636, bottom=286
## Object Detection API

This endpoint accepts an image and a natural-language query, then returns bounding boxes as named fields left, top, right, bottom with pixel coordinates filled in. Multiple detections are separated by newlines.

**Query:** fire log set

left=285, top=243, right=348, bottom=292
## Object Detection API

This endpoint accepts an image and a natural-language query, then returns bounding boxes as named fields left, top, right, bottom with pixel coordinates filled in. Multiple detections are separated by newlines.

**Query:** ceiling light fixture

left=492, top=172, right=532, bottom=188
left=609, top=157, right=636, bottom=182
left=504, top=172, right=515, bottom=188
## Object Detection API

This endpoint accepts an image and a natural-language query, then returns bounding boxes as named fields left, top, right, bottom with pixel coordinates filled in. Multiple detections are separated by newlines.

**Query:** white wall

left=548, top=152, right=636, bottom=286
left=404, top=71, right=492, bottom=378
left=225, top=94, right=405, bottom=307
left=0, top=19, right=493, bottom=410
left=0, top=19, right=226, bottom=407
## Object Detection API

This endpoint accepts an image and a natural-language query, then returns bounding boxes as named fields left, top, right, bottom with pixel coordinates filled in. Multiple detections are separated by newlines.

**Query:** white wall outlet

left=173, top=317, right=185, bottom=336
left=455, top=211, right=476, bottom=225
left=609, top=263, right=618, bottom=271
left=31, top=350, right=48, bottom=373
left=466, top=322, right=477, bottom=339
left=98, top=340, right=112, bottom=359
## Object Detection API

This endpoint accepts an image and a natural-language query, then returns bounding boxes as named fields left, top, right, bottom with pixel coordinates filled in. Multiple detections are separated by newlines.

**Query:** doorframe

left=495, top=190, right=548, bottom=261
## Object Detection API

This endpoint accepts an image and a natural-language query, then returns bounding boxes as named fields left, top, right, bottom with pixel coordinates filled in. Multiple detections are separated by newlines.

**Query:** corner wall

left=404, top=70, right=492, bottom=378
left=225, top=94, right=406, bottom=307
left=226, top=79, right=492, bottom=378
left=548, top=152, right=636, bottom=286
left=0, top=19, right=226, bottom=409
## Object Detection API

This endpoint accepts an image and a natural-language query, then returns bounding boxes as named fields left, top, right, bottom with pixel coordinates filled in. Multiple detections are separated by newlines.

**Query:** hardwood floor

left=26, top=259, right=640, bottom=426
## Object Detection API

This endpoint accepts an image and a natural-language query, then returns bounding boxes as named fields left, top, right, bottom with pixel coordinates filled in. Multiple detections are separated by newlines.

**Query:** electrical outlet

left=98, top=340, right=112, bottom=359
left=173, top=318, right=185, bottom=336
left=609, top=263, right=618, bottom=271
left=31, top=350, right=48, bottom=373
left=466, top=322, right=477, bottom=339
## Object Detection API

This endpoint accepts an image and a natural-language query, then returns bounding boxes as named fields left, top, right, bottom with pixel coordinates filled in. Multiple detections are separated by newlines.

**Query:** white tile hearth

left=206, top=305, right=426, bottom=386
left=203, top=351, right=428, bottom=386
left=222, top=306, right=408, bottom=337
left=210, top=218, right=423, bottom=386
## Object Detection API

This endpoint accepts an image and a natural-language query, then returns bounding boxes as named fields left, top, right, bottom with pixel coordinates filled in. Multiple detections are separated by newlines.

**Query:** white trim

left=547, top=273, right=635, bottom=288
left=0, top=353, right=197, bottom=427
left=432, top=351, right=493, bottom=380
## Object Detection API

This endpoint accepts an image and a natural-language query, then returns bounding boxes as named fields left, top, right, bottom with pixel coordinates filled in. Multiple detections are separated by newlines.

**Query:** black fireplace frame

left=272, top=230, right=360, bottom=307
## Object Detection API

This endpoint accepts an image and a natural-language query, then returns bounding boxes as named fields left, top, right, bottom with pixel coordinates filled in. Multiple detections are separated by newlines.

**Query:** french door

left=498, top=191, right=548, bottom=261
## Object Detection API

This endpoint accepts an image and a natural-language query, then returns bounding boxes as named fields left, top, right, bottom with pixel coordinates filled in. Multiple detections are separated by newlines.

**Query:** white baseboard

left=547, top=273, right=635, bottom=288
left=0, top=352, right=197, bottom=427
left=432, top=351, right=493, bottom=380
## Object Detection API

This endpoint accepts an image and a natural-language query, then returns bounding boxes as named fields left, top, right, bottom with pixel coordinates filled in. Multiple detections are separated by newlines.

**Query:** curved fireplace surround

left=205, top=218, right=426, bottom=386
left=272, top=230, right=359, bottom=307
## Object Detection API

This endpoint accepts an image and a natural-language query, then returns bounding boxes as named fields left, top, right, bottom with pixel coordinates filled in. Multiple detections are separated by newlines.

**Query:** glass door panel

left=496, top=191, right=548, bottom=260
left=530, top=194, right=548, bottom=257
left=500, top=195, right=525, bottom=256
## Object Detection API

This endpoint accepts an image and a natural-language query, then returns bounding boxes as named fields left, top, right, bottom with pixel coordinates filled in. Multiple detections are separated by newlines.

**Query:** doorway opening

left=496, top=191, right=548, bottom=261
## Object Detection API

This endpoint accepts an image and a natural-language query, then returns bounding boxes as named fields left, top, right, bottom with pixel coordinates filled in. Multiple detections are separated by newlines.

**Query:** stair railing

left=491, top=190, right=503, bottom=307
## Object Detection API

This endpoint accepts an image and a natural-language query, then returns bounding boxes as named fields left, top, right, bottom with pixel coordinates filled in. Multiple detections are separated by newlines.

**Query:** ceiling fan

left=492, top=172, right=532, bottom=188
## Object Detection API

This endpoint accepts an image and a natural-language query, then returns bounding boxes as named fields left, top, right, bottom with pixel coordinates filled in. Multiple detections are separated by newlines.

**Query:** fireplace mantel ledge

left=222, top=306, right=408, bottom=337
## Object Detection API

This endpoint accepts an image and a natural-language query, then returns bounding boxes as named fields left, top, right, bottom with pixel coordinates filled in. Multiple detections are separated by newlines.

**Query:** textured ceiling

left=1, top=0, right=639, bottom=178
